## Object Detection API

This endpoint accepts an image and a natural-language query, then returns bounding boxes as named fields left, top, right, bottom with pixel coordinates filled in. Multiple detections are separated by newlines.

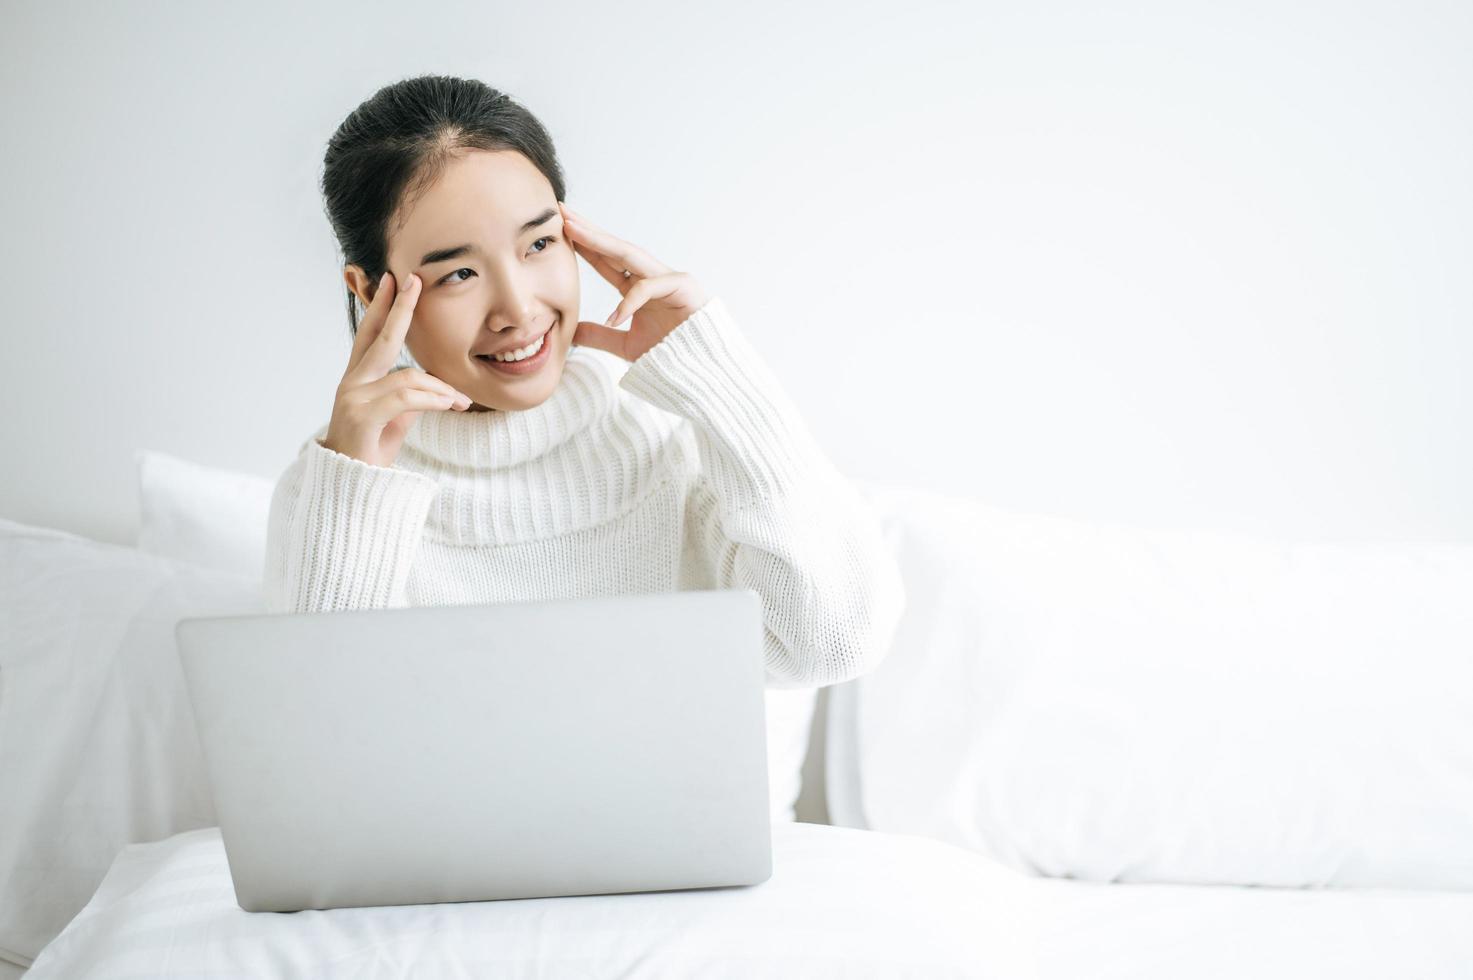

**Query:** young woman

left=263, top=74, right=906, bottom=689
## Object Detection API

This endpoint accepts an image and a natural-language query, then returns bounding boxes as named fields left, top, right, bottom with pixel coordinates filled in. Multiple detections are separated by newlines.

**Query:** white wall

left=2, top=0, right=1469, bottom=547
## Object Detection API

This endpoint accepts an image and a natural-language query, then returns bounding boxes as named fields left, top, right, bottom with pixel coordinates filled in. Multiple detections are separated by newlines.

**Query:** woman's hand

left=322, top=271, right=473, bottom=468
left=560, top=202, right=712, bottom=363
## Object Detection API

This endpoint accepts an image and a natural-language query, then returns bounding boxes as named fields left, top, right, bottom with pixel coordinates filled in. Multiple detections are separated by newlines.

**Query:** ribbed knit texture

left=262, top=296, right=906, bottom=688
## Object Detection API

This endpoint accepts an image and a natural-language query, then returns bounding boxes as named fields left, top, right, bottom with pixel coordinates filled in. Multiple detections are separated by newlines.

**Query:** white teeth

left=487, top=332, right=545, bottom=362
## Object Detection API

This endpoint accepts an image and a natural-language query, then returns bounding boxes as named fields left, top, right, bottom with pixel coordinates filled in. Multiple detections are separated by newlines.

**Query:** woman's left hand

left=560, top=202, right=712, bottom=363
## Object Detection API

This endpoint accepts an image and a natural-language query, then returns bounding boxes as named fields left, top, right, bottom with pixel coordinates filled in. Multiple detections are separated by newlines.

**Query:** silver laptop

left=175, top=587, right=773, bottom=913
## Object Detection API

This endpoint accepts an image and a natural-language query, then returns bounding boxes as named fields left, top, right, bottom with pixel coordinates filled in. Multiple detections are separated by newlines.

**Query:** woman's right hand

left=321, top=271, right=473, bottom=468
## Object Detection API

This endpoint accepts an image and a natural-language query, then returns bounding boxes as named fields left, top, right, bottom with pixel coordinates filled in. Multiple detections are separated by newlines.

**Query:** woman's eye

left=435, top=237, right=557, bottom=286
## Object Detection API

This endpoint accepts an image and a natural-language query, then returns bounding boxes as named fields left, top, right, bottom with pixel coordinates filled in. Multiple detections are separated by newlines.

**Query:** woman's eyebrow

left=417, top=207, right=560, bottom=267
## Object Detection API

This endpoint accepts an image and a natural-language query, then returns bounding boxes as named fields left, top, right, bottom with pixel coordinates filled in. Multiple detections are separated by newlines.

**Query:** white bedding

left=840, top=482, right=1473, bottom=892
left=24, top=821, right=1473, bottom=979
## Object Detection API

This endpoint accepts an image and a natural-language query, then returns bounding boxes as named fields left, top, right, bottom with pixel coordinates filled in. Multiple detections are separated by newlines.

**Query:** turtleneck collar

left=399, top=345, right=617, bottom=471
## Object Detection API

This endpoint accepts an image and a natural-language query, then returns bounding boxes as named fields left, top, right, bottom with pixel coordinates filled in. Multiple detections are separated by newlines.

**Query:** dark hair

left=320, top=74, right=568, bottom=340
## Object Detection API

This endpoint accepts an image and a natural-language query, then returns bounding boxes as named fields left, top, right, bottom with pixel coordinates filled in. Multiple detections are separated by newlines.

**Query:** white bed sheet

left=22, top=821, right=1473, bottom=979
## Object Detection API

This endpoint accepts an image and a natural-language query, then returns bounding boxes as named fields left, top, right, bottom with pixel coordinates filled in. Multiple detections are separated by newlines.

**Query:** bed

left=18, top=821, right=1473, bottom=979
left=5, top=456, right=1472, bottom=977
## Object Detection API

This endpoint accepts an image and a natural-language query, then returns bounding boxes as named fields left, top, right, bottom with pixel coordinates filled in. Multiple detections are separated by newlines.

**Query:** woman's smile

left=473, top=317, right=558, bottom=376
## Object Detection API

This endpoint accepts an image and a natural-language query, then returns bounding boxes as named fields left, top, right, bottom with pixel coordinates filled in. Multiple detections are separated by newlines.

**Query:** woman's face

left=346, top=148, right=580, bottom=412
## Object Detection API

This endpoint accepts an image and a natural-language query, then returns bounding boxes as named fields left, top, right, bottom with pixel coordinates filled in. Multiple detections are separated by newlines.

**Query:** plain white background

left=2, top=0, right=1468, bottom=548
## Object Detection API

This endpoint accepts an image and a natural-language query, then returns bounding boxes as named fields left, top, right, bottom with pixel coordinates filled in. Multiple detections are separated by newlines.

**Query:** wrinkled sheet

left=25, top=821, right=1473, bottom=979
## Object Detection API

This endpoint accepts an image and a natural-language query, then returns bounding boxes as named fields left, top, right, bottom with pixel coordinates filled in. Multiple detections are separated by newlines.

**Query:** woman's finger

left=603, top=273, right=684, bottom=328
left=560, top=208, right=670, bottom=280
left=360, top=366, right=471, bottom=407
left=366, top=385, right=462, bottom=424
left=353, top=272, right=422, bottom=381
left=346, top=271, right=399, bottom=375
left=570, top=237, right=636, bottom=293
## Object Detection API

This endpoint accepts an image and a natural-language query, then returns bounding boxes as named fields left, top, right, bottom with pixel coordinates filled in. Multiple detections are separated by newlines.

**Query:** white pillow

left=135, top=449, right=275, bottom=579
left=131, top=449, right=818, bottom=823
left=831, top=483, right=1473, bottom=891
left=0, top=516, right=264, bottom=965
left=23, top=821, right=1044, bottom=978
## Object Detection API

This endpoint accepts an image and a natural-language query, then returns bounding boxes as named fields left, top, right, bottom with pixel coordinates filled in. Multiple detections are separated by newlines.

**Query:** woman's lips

left=474, top=318, right=557, bottom=375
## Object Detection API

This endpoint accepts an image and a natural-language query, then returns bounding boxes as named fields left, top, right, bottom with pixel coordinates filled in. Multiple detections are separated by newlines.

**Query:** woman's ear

left=344, top=264, right=374, bottom=308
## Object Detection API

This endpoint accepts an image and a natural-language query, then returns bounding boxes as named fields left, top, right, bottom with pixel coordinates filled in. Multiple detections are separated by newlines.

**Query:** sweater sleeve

left=616, top=296, right=907, bottom=689
left=261, top=431, right=440, bottom=614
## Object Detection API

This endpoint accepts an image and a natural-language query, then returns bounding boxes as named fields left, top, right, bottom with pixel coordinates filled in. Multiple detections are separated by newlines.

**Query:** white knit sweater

left=262, top=296, right=906, bottom=689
